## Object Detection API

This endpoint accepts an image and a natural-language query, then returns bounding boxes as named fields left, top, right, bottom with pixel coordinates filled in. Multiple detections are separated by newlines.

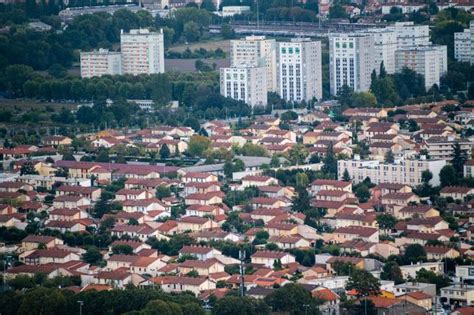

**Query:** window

left=281, top=48, right=286, bottom=54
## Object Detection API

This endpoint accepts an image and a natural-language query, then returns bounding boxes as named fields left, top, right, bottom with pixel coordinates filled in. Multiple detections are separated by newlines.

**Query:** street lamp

left=78, top=300, right=84, bottom=315
left=303, top=304, right=310, bottom=315
left=2, top=255, right=11, bottom=292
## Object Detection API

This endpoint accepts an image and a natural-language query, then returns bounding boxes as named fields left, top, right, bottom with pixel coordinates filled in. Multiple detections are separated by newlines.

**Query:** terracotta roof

left=334, top=226, right=378, bottom=237
left=406, top=291, right=432, bottom=299
left=251, top=250, right=290, bottom=259
left=180, top=246, right=214, bottom=255
left=313, top=288, right=339, bottom=301
left=151, top=275, right=208, bottom=286
left=22, top=235, right=57, bottom=244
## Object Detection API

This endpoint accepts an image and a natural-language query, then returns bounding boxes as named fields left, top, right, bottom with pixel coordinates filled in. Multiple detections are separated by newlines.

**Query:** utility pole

left=303, top=304, right=310, bottom=315
left=78, top=300, right=84, bottom=315
left=239, top=250, right=246, bottom=296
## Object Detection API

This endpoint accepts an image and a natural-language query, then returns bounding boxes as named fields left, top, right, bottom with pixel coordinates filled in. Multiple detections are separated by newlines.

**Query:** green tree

left=223, top=159, right=234, bottom=178
left=351, top=91, right=377, bottom=108
left=346, top=269, right=381, bottom=297
left=451, top=141, right=468, bottom=176
left=355, top=184, right=370, bottom=203
left=221, top=23, right=235, bottom=39
left=183, top=21, right=200, bottom=42
left=416, top=268, right=450, bottom=293
left=112, top=244, right=134, bottom=255
left=17, top=287, right=67, bottom=315
left=404, top=244, right=427, bottom=264
left=160, top=144, right=171, bottom=159
left=288, top=144, right=309, bottom=165
left=95, top=149, right=110, bottom=163
left=8, top=275, right=36, bottom=290
left=380, top=261, right=403, bottom=284
left=384, top=149, right=395, bottom=163
left=321, top=143, right=337, bottom=178
left=343, top=169, right=351, bottom=181
left=82, top=246, right=102, bottom=265
left=295, top=172, right=309, bottom=188
left=421, top=170, right=433, bottom=185
left=376, top=213, right=397, bottom=230
left=439, top=165, right=457, bottom=187
left=328, top=3, right=349, bottom=19
left=213, top=296, right=270, bottom=315
left=265, top=283, right=319, bottom=314
left=240, top=143, right=268, bottom=156
left=3, top=64, right=34, bottom=96
left=156, top=185, right=172, bottom=199
left=188, top=135, right=211, bottom=156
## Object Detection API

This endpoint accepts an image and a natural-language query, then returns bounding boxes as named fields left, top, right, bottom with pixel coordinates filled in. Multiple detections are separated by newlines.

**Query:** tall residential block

left=455, top=29, right=471, bottom=63
left=230, top=36, right=277, bottom=92
left=329, top=34, right=374, bottom=95
left=387, top=21, right=431, bottom=48
left=338, top=158, right=446, bottom=186
left=454, top=21, right=474, bottom=64
left=80, top=49, right=122, bottom=78
left=277, top=38, right=323, bottom=102
left=120, top=28, right=165, bottom=75
left=359, top=29, right=398, bottom=74
left=220, top=66, right=268, bottom=107
left=395, top=46, right=442, bottom=90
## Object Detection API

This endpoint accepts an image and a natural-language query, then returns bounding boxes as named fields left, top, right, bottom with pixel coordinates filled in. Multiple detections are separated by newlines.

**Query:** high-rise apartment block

left=80, top=49, right=122, bottom=78
left=329, top=34, right=374, bottom=95
left=120, top=29, right=165, bottom=75
left=454, top=21, right=474, bottom=64
left=395, top=46, right=442, bottom=90
left=387, top=21, right=431, bottom=48
left=277, top=39, right=323, bottom=102
left=338, top=158, right=446, bottom=186
left=230, top=36, right=277, bottom=92
left=360, top=29, right=398, bottom=74
left=220, top=66, right=268, bottom=107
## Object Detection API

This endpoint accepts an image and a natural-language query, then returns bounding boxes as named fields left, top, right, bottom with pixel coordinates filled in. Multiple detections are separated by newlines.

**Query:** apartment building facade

left=230, top=36, right=277, bottom=92
left=387, top=22, right=431, bottom=49
left=395, top=46, right=441, bottom=90
left=80, top=49, right=122, bottom=78
left=120, top=28, right=165, bottom=75
left=338, top=158, right=446, bottom=186
left=454, top=21, right=474, bottom=64
left=277, top=38, right=322, bottom=102
left=220, top=66, right=268, bottom=107
left=329, top=34, right=374, bottom=95
left=422, top=137, right=472, bottom=160
left=360, top=29, right=398, bottom=74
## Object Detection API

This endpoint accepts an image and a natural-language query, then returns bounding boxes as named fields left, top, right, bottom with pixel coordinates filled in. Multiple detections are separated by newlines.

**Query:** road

left=210, top=20, right=385, bottom=38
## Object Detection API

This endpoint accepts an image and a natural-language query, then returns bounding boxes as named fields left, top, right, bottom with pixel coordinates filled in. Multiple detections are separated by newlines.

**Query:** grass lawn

left=169, top=39, right=231, bottom=54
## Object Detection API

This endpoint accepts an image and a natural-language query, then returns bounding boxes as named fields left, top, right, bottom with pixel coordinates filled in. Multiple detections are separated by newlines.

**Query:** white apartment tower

left=120, top=29, right=165, bottom=75
left=329, top=34, right=375, bottom=95
left=360, top=29, right=398, bottom=74
left=277, top=39, right=322, bottom=102
left=338, top=158, right=446, bottom=186
left=80, top=49, right=122, bottom=78
left=455, top=29, right=471, bottom=63
left=220, top=66, right=268, bottom=107
left=395, top=47, right=441, bottom=90
left=454, top=21, right=474, bottom=64
left=387, top=22, right=431, bottom=49
left=230, top=36, right=277, bottom=92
